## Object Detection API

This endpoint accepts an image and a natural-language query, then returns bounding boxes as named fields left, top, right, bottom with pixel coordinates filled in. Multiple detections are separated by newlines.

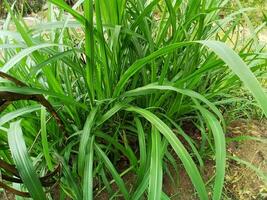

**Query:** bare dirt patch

left=162, top=119, right=267, bottom=200
left=225, top=120, right=267, bottom=200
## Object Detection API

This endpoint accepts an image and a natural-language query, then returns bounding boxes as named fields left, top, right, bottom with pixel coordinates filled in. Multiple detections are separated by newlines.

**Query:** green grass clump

left=0, top=0, right=266, bottom=199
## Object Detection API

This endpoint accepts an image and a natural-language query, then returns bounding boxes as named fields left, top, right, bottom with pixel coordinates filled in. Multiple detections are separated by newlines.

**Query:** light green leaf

left=0, top=105, right=41, bottom=126
left=200, top=40, right=267, bottom=117
left=8, top=121, right=46, bottom=200
left=1, top=43, right=58, bottom=72
left=148, top=127, right=162, bottom=200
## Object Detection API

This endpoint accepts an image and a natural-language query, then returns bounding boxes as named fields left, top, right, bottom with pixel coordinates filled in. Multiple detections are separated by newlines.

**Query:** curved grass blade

left=0, top=44, right=25, bottom=49
left=113, top=42, right=192, bottom=97
left=123, top=83, right=224, bottom=128
left=135, top=117, right=147, bottom=179
left=199, top=40, right=267, bottom=117
left=95, top=143, right=130, bottom=199
left=84, top=0, right=96, bottom=103
left=29, top=50, right=75, bottom=76
left=0, top=86, right=86, bottom=109
left=56, top=154, right=82, bottom=200
left=0, top=105, right=41, bottom=126
left=125, top=107, right=208, bottom=200
left=131, top=0, right=160, bottom=30
left=115, top=40, right=267, bottom=118
left=196, top=106, right=226, bottom=200
left=163, top=114, right=204, bottom=168
left=0, top=30, right=23, bottom=41
left=161, top=192, right=171, bottom=200
left=95, top=130, right=138, bottom=167
left=96, top=103, right=125, bottom=126
left=7, top=121, right=46, bottom=200
left=131, top=170, right=149, bottom=200
left=1, top=43, right=58, bottom=73
left=30, top=21, right=81, bottom=32
left=226, top=135, right=267, bottom=144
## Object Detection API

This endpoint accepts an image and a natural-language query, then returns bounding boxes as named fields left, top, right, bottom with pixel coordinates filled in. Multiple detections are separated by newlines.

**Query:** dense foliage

left=0, top=0, right=266, bottom=199
left=0, top=0, right=45, bottom=17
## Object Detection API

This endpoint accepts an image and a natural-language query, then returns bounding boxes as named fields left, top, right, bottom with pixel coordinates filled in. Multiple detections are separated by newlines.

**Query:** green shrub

left=0, top=0, right=46, bottom=17
left=0, top=0, right=266, bottom=199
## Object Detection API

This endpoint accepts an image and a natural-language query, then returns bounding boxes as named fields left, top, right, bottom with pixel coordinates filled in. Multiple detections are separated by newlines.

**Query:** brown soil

left=162, top=119, right=267, bottom=200
left=225, top=120, right=267, bottom=200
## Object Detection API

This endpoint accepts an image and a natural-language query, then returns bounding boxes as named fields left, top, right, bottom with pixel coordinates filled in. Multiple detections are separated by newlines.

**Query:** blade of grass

left=228, top=155, right=267, bottom=183
left=196, top=105, right=226, bottom=200
left=113, top=42, right=193, bottom=97
left=95, top=143, right=129, bottom=199
left=0, top=86, right=86, bottom=109
left=134, top=117, right=147, bottom=179
left=199, top=40, right=267, bottom=117
left=1, top=44, right=58, bottom=73
left=48, top=0, right=86, bottom=25
left=148, top=127, right=163, bottom=200
left=123, top=83, right=224, bottom=128
left=83, top=135, right=95, bottom=200
left=40, top=106, right=53, bottom=171
left=0, top=105, right=41, bottom=126
left=56, top=154, right=82, bottom=200
left=8, top=121, right=46, bottom=200
left=126, top=106, right=208, bottom=200
left=78, top=107, right=98, bottom=175
left=131, top=170, right=149, bottom=200
left=84, top=0, right=96, bottom=104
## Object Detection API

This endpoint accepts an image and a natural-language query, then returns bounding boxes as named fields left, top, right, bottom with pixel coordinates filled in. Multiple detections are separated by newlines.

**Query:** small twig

left=0, top=72, right=26, bottom=87
left=0, top=159, right=19, bottom=177
left=0, top=159, right=60, bottom=185
left=0, top=170, right=10, bottom=200
left=0, top=100, right=10, bottom=112
left=0, top=72, right=66, bottom=135
left=0, top=181, right=31, bottom=197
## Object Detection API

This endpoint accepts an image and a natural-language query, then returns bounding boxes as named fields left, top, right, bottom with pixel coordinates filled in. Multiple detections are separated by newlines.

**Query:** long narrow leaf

left=200, top=41, right=267, bottom=117
left=78, top=107, right=98, bottom=175
left=1, top=44, right=58, bottom=72
left=126, top=106, right=208, bottom=200
left=148, top=127, right=163, bottom=200
left=83, top=135, right=95, bottom=200
left=196, top=106, right=226, bottom=200
left=8, top=121, right=46, bottom=200
left=40, top=106, right=53, bottom=170
left=95, top=144, right=130, bottom=199
left=48, top=0, right=86, bottom=25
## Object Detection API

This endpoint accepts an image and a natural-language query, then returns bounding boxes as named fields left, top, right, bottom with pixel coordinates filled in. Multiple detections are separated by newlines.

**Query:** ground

left=225, top=120, right=267, bottom=200
left=160, top=119, right=267, bottom=200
